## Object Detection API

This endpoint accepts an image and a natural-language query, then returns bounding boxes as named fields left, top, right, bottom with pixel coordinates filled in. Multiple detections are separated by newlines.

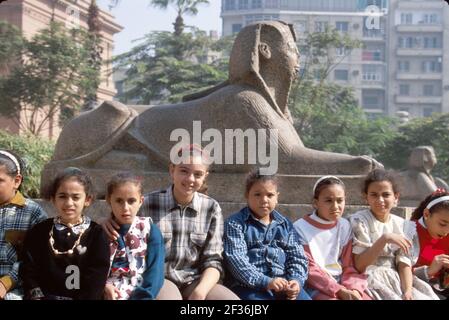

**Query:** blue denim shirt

left=224, top=207, right=308, bottom=290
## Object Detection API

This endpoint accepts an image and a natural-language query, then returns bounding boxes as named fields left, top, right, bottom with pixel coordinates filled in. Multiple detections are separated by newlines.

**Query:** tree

left=0, top=21, right=100, bottom=135
left=114, top=28, right=232, bottom=104
left=83, top=0, right=103, bottom=110
left=109, top=0, right=209, bottom=36
left=290, top=27, right=397, bottom=158
left=378, top=113, right=449, bottom=182
left=0, top=130, right=54, bottom=198
left=0, top=21, right=24, bottom=74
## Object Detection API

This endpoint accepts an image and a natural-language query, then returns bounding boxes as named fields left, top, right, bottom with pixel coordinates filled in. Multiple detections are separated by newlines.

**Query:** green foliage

left=379, top=114, right=449, bottom=182
left=0, top=130, right=54, bottom=198
left=0, top=21, right=101, bottom=135
left=290, top=28, right=398, bottom=160
left=115, top=29, right=231, bottom=104
left=0, top=21, right=24, bottom=73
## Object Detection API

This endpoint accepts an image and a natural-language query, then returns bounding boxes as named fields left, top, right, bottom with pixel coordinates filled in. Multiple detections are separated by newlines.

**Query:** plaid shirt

left=0, top=192, right=47, bottom=289
left=140, top=185, right=224, bottom=287
left=224, top=207, right=308, bottom=290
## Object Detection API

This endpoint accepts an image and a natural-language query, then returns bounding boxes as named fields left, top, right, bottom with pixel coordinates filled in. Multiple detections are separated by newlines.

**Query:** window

left=363, top=96, right=380, bottom=108
left=423, top=84, right=435, bottom=96
left=336, top=46, right=350, bottom=56
left=251, top=0, right=262, bottom=9
left=400, top=13, right=413, bottom=24
left=363, top=65, right=381, bottom=81
left=315, top=21, right=328, bottom=33
left=399, top=84, right=410, bottom=96
left=232, top=24, right=243, bottom=34
left=265, top=0, right=279, bottom=8
left=362, top=50, right=382, bottom=61
left=295, top=20, right=307, bottom=34
left=423, top=107, right=434, bottom=117
left=245, top=14, right=280, bottom=25
left=238, top=0, right=249, bottom=9
left=421, top=60, right=442, bottom=73
left=336, top=21, right=349, bottom=33
left=424, top=37, right=441, bottom=49
left=225, top=0, right=236, bottom=10
left=421, top=13, right=439, bottom=24
left=334, top=69, right=349, bottom=81
left=398, top=61, right=410, bottom=72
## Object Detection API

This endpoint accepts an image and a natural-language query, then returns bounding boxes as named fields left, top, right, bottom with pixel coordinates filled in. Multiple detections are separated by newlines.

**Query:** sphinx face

left=272, top=26, right=300, bottom=86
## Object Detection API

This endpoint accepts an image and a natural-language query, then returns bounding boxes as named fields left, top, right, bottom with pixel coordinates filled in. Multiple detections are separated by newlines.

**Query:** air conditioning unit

left=353, top=23, right=359, bottom=29
left=353, top=70, right=360, bottom=76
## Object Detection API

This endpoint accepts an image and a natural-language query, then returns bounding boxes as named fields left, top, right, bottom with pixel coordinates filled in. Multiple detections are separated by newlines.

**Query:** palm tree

left=110, top=0, right=209, bottom=36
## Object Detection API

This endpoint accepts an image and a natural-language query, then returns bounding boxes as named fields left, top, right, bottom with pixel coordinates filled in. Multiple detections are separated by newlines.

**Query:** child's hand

left=187, top=287, right=208, bottom=300
left=104, top=283, right=119, bottom=300
left=267, top=277, right=288, bottom=292
left=428, top=254, right=449, bottom=278
left=402, top=289, right=413, bottom=300
left=0, top=281, right=6, bottom=299
left=285, top=280, right=300, bottom=300
left=383, top=233, right=412, bottom=255
left=337, top=288, right=362, bottom=300
left=100, top=217, right=120, bottom=241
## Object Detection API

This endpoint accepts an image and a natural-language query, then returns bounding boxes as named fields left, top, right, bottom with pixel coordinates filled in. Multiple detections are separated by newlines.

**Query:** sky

left=96, top=0, right=222, bottom=55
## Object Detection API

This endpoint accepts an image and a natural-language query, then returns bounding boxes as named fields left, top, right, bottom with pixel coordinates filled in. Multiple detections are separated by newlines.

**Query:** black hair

left=411, top=190, right=449, bottom=220
left=313, top=177, right=346, bottom=199
left=46, top=167, right=95, bottom=201
left=245, top=168, right=278, bottom=196
left=0, top=149, right=26, bottom=189
left=362, top=168, right=400, bottom=195
left=107, top=172, right=143, bottom=199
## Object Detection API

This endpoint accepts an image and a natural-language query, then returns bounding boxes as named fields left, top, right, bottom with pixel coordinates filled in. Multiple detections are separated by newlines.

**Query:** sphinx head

left=228, top=21, right=299, bottom=116
left=409, top=146, right=437, bottom=173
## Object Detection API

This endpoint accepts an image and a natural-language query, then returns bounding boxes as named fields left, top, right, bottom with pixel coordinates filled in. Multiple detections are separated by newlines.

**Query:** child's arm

left=187, top=267, right=221, bottom=300
left=19, top=225, right=45, bottom=300
left=284, top=228, right=308, bottom=289
left=78, top=225, right=111, bottom=300
left=224, top=219, right=272, bottom=290
left=303, top=247, right=345, bottom=298
left=129, top=224, right=165, bottom=300
left=340, top=239, right=369, bottom=295
left=398, top=262, right=413, bottom=300
left=355, top=233, right=411, bottom=273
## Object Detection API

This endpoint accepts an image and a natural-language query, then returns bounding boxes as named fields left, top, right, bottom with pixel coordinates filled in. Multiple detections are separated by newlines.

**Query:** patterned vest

left=108, top=217, right=151, bottom=300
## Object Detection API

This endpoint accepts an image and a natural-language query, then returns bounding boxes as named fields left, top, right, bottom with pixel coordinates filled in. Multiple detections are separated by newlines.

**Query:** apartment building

left=387, top=0, right=449, bottom=117
left=221, top=0, right=449, bottom=118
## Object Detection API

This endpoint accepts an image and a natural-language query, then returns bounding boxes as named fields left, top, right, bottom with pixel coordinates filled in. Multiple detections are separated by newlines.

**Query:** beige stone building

left=0, top=0, right=122, bottom=139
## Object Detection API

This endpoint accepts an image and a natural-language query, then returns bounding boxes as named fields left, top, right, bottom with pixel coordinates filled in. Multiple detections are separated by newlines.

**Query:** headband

left=313, top=175, right=343, bottom=195
left=426, top=196, right=449, bottom=210
left=0, top=151, right=21, bottom=175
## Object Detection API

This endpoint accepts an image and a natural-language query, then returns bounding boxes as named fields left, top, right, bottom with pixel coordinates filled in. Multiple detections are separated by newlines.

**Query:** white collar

left=310, top=211, right=335, bottom=225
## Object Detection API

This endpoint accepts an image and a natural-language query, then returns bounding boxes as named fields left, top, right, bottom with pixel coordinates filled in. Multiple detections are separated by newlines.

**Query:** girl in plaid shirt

left=0, top=150, right=47, bottom=300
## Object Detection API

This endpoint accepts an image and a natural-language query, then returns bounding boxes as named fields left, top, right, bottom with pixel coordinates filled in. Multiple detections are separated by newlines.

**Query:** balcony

left=396, top=48, right=442, bottom=56
left=396, top=24, right=443, bottom=33
left=362, top=31, right=386, bottom=42
left=395, top=95, right=442, bottom=104
left=396, top=73, right=442, bottom=81
left=397, top=1, right=444, bottom=10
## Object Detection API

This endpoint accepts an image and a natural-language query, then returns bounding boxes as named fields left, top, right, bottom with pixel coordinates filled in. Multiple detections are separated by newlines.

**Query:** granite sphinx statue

left=43, top=21, right=381, bottom=195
